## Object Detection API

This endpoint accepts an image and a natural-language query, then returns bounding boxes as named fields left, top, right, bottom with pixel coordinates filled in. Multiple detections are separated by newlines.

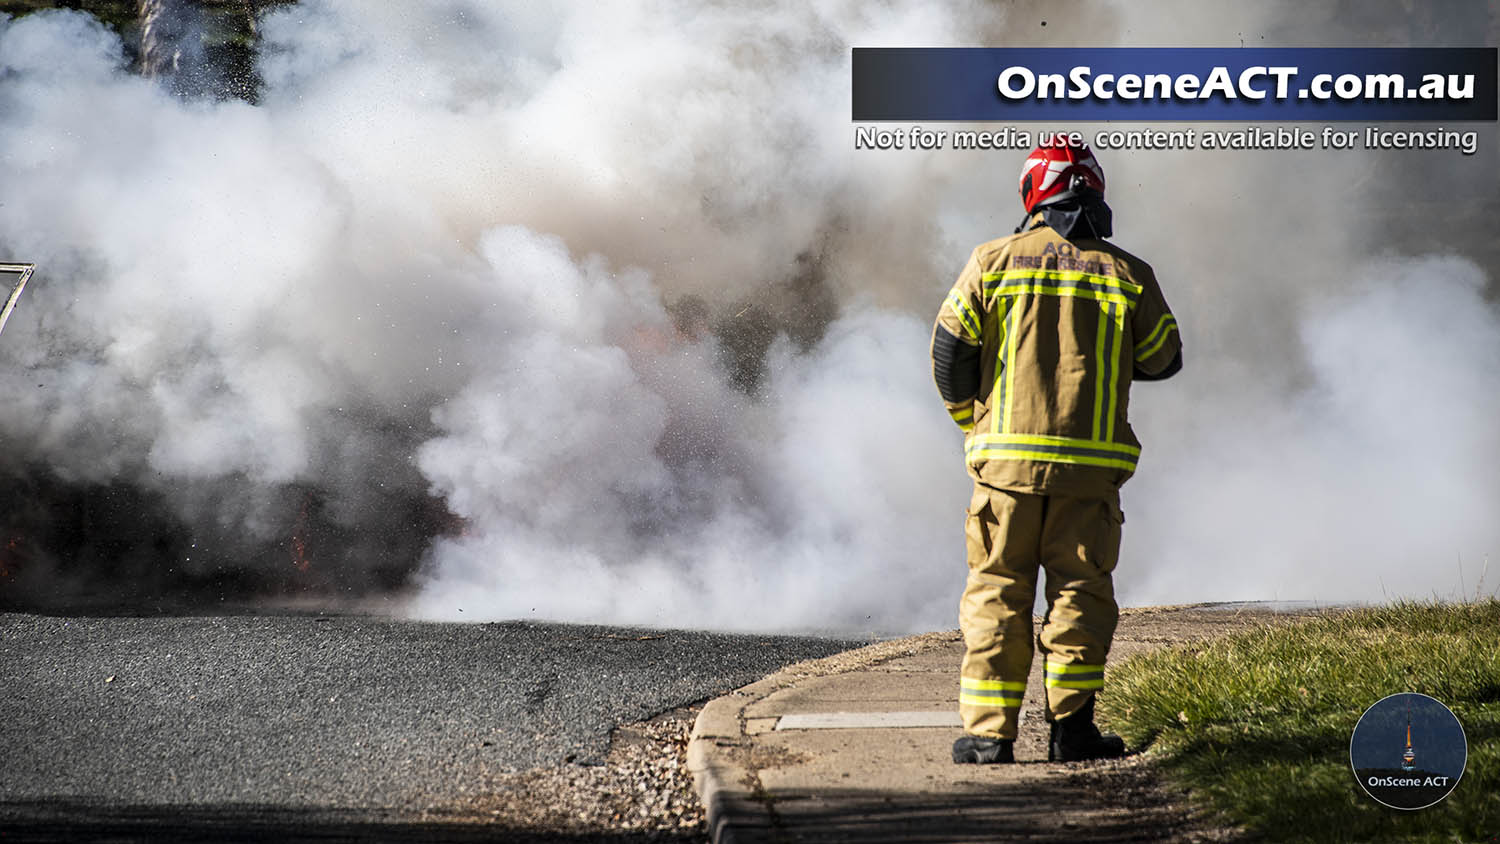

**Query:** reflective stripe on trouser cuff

left=960, top=677, right=1026, bottom=707
left=1044, top=661, right=1105, bottom=690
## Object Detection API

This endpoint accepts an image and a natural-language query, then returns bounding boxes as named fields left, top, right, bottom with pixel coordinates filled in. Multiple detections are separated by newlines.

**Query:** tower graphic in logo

left=1351, top=692, right=1465, bottom=810
left=1401, top=697, right=1416, bottom=772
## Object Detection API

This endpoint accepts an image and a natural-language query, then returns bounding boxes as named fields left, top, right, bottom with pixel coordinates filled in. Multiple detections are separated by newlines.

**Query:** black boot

left=1048, top=696, right=1126, bottom=762
left=952, top=735, right=1014, bottom=764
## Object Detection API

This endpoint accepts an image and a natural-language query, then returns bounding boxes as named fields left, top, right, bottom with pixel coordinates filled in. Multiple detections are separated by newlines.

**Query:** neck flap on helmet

left=1015, top=190, right=1113, bottom=240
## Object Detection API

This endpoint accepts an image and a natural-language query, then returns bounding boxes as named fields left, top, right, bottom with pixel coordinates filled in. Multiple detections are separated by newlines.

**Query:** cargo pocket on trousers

left=964, top=488, right=993, bottom=566
left=1090, top=496, right=1124, bottom=575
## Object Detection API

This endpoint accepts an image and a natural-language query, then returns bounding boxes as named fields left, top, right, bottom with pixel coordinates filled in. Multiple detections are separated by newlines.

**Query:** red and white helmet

left=1018, top=139, right=1105, bottom=214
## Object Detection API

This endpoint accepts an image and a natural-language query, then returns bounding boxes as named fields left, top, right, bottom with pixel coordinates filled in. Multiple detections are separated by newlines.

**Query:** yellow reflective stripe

left=1135, top=314, right=1178, bottom=361
left=1044, top=662, right=1106, bottom=675
left=1005, top=268, right=1142, bottom=293
left=948, top=405, right=974, bottom=433
left=982, top=269, right=1141, bottom=310
left=1044, top=661, right=1105, bottom=690
left=959, top=693, right=1023, bottom=708
left=1002, top=302, right=1020, bottom=433
left=1105, top=303, right=1125, bottom=441
left=946, top=291, right=982, bottom=342
left=960, top=676, right=1026, bottom=707
left=991, top=297, right=1014, bottom=435
left=987, top=281, right=1133, bottom=308
left=1092, top=301, right=1109, bottom=442
left=984, top=268, right=1143, bottom=296
left=961, top=678, right=1027, bottom=691
left=967, top=434, right=1139, bottom=472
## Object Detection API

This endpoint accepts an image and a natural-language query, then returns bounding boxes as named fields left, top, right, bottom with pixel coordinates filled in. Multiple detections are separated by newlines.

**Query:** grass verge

left=1099, top=601, right=1500, bottom=843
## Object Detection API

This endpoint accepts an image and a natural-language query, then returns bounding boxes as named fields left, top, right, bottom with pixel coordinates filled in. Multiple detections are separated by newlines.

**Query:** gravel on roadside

left=434, top=710, right=708, bottom=842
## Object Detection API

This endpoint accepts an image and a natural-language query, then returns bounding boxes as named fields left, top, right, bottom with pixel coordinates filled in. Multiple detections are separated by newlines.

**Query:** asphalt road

left=0, top=611, right=860, bottom=841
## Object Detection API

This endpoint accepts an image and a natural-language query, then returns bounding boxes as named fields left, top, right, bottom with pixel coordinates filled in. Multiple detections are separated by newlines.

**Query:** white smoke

left=0, top=2, right=1495, bottom=629
left=1125, top=254, right=1500, bottom=606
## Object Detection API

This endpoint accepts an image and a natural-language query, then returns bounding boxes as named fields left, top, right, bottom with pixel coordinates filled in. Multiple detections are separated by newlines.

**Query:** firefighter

left=933, top=140, right=1182, bottom=764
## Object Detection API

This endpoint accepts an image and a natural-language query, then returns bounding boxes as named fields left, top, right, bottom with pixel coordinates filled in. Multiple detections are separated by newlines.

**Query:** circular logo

left=1350, top=692, right=1466, bottom=810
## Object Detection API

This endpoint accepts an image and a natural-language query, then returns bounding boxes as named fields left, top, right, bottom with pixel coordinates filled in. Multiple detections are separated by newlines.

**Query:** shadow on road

left=730, top=764, right=1196, bottom=844
left=0, top=799, right=705, bottom=843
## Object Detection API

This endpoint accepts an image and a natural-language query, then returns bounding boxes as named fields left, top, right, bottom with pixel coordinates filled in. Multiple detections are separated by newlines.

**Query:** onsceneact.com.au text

left=996, top=66, right=1478, bottom=102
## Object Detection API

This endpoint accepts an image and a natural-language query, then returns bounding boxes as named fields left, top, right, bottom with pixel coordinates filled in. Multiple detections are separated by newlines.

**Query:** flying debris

left=0, top=264, right=34, bottom=340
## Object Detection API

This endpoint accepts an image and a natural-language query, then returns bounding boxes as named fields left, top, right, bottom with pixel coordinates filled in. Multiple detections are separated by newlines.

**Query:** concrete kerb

left=683, top=605, right=1289, bottom=843
left=685, top=631, right=959, bottom=844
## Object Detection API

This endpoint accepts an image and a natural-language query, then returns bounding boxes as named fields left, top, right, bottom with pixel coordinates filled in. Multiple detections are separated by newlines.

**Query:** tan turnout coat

left=932, top=219, right=1181, bottom=499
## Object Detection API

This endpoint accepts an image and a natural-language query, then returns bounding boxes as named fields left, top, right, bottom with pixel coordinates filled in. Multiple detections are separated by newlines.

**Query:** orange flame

left=290, top=501, right=312, bottom=572
left=0, top=535, right=20, bottom=580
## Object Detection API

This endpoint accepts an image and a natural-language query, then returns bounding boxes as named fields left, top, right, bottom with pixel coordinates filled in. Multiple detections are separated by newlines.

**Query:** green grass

left=1099, top=602, right=1500, bottom=842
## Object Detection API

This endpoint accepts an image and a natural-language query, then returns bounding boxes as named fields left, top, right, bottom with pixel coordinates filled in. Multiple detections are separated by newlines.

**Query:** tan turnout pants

left=958, top=483, right=1122, bottom=740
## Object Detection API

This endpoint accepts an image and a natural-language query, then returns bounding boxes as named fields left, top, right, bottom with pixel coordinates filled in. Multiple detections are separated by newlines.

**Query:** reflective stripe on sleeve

left=948, top=404, right=975, bottom=432
left=1044, top=660, right=1106, bottom=690
left=960, top=676, right=1026, bottom=707
left=1135, top=314, right=1179, bottom=361
left=946, top=291, right=982, bottom=343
